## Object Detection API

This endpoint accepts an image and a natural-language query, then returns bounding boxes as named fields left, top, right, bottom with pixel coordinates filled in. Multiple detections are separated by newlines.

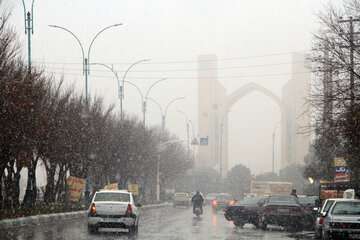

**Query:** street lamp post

left=21, top=0, right=35, bottom=74
left=49, top=23, right=122, bottom=102
left=177, top=110, right=195, bottom=158
left=219, top=112, right=229, bottom=178
left=272, top=122, right=281, bottom=174
left=91, top=63, right=122, bottom=114
left=143, top=78, right=168, bottom=127
left=156, top=139, right=185, bottom=202
left=49, top=23, right=122, bottom=205
left=121, top=59, right=150, bottom=120
left=148, top=97, right=185, bottom=132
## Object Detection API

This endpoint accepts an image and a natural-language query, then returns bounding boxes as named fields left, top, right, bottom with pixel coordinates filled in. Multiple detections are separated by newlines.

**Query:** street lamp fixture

left=49, top=23, right=123, bottom=102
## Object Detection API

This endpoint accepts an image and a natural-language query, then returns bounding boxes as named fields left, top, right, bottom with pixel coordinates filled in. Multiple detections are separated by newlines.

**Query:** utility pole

left=21, top=0, right=35, bottom=74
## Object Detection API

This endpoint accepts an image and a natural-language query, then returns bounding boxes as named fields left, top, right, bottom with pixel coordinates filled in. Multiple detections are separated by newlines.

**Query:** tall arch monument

left=197, top=54, right=311, bottom=177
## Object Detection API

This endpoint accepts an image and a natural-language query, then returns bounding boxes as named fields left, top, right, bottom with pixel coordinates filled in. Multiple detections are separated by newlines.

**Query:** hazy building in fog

left=281, top=53, right=311, bottom=167
left=197, top=53, right=311, bottom=176
left=197, top=55, right=227, bottom=174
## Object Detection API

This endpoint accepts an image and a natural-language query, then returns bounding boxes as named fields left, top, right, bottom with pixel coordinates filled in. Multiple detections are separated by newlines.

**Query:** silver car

left=322, top=199, right=360, bottom=240
left=314, top=198, right=337, bottom=239
left=87, top=190, right=140, bottom=235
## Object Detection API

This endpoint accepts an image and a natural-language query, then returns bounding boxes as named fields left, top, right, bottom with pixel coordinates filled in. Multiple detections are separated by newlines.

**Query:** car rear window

left=216, top=194, right=233, bottom=201
left=94, top=192, right=130, bottom=202
left=298, top=196, right=317, bottom=205
left=240, top=197, right=263, bottom=205
left=322, top=200, right=334, bottom=213
left=268, top=195, right=298, bottom=204
left=332, top=202, right=360, bottom=215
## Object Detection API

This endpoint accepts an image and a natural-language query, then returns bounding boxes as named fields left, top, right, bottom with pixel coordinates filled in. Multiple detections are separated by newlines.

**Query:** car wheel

left=233, top=221, right=244, bottom=228
left=322, top=229, right=329, bottom=240
left=88, top=225, right=98, bottom=234
left=314, top=228, right=322, bottom=239
left=259, top=216, right=267, bottom=230
left=128, top=225, right=138, bottom=235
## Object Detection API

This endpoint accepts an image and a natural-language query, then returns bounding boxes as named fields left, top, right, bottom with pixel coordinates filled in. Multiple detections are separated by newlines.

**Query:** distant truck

left=250, top=181, right=293, bottom=196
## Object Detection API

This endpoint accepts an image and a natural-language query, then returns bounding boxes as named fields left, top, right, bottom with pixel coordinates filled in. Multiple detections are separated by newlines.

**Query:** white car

left=87, top=190, right=140, bottom=235
left=322, top=199, right=360, bottom=240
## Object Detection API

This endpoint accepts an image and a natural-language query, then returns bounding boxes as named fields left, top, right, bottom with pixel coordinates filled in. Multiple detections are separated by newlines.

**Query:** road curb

left=0, top=202, right=171, bottom=229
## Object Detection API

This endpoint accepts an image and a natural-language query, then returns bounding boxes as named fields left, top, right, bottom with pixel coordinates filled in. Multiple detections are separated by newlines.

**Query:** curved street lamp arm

left=48, top=25, right=85, bottom=74
left=121, top=59, right=150, bottom=83
left=87, top=23, right=123, bottom=66
left=21, top=0, right=27, bottom=33
left=177, top=110, right=189, bottom=122
left=91, top=62, right=118, bottom=78
left=91, top=62, right=120, bottom=97
left=147, top=97, right=164, bottom=116
left=165, top=97, right=185, bottom=117
left=124, top=80, right=144, bottom=102
left=145, top=78, right=167, bottom=99
left=177, top=110, right=195, bottom=138
left=121, top=59, right=150, bottom=99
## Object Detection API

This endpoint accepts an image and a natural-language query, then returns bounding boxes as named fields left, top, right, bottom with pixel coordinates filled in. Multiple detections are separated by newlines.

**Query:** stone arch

left=225, top=83, right=282, bottom=110
left=220, top=83, right=283, bottom=176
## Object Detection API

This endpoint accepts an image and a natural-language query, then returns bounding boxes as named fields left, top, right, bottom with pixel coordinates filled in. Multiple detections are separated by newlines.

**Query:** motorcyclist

left=191, top=190, right=204, bottom=214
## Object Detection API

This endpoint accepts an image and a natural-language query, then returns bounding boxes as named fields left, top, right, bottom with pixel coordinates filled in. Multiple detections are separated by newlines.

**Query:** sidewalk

left=0, top=202, right=171, bottom=229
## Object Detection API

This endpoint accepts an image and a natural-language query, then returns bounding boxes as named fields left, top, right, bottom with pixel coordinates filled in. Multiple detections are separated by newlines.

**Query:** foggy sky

left=3, top=0, right=330, bottom=174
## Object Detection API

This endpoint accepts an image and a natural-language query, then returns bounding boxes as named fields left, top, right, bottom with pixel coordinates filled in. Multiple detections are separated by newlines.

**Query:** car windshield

left=332, top=202, right=360, bottom=215
left=94, top=192, right=130, bottom=202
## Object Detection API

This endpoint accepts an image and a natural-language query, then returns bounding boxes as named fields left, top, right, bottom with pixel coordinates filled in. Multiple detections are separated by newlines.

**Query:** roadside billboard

left=128, top=184, right=139, bottom=196
left=66, top=176, right=86, bottom=202
left=250, top=181, right=293, bottom=196
left=104, top=183, right=118, bottom=190
left=333, top=157, right=351, bottom=183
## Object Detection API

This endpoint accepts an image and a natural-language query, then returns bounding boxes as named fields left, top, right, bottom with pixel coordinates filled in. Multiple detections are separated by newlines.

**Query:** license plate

left=278, top=209, right=289, bottom=214
left=102, top=218, right=122, bottom=223
left=349, top=234, right=360, bottom=239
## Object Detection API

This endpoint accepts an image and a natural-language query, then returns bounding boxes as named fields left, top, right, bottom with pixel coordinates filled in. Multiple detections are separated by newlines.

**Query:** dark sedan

left=224, top=197, right=265, bottom=228
left=258, top=195, right=305, bottom=231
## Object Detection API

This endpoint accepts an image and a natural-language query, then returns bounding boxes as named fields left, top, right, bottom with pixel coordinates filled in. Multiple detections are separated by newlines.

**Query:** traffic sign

left=200, top=137, right=208, bottom=146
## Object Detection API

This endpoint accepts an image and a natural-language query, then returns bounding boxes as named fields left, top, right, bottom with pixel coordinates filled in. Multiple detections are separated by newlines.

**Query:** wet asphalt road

left=1, top=206, right=315, bottom=240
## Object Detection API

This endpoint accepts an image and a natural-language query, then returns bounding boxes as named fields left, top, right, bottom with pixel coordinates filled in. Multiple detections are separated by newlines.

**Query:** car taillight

left=264, top=206, right=274, bottom=214
left=319, top=217, right=324, bottom=225
left=126, top=204, right=133, bottom=216
left=212, top=200, right=217, bottom=206
left=90, top=203, right=96, bottom=216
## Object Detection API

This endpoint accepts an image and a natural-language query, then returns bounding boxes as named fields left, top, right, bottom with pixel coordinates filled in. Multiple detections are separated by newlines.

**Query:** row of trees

left=0, top=10, right=191, bottom=213
left=305, top=0, right=360, bottom=185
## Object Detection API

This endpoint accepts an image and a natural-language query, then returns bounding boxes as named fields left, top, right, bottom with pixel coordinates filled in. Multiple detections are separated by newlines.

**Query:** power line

left=43, top=70, right=311, bottom=80
left=32, top=49, right=309, bottom=66
left=33, top=60, right=306, bottom=73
